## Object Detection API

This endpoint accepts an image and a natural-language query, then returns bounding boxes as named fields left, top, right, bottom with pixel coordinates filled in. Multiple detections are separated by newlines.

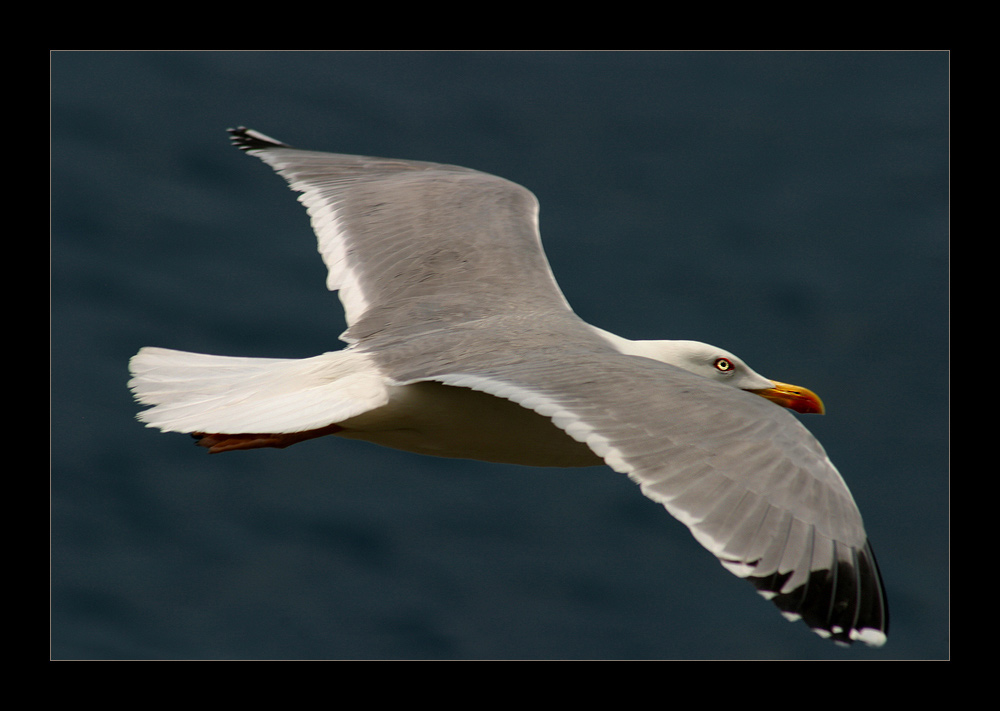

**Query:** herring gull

left=128, top=127, right=888, bottom=647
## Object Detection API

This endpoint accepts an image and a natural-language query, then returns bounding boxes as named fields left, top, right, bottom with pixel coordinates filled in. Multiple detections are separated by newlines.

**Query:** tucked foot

left=192, top=423, right=345, bottom=453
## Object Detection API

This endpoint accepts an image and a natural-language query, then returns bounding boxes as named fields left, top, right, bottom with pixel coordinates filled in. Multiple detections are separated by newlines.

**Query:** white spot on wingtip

left=850, top=627, right=888, bottom=647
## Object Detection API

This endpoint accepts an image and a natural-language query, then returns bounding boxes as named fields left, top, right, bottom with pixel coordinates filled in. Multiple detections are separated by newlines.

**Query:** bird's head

left=618, top=338, right=825, bottom=415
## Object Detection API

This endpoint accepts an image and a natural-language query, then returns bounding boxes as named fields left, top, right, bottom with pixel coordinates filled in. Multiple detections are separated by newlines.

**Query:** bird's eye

left=714, top=357, right=735, bottom=373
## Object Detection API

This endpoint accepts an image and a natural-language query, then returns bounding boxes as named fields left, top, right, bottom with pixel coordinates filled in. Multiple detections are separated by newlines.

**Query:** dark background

left=51, top=51, right=948, bottom=659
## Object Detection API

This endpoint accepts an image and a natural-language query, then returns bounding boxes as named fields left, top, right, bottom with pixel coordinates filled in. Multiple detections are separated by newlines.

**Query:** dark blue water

left=51, top=51, right=948, bottom=659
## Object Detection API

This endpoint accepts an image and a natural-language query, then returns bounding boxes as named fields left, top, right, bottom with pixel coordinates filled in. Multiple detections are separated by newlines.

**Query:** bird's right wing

left=229, top=127, right=573, bottom=344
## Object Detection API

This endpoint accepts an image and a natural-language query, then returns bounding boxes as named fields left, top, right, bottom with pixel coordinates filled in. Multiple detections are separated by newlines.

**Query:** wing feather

left=405, top=333, right=888, bottom=646
left=225, top=128, right=888, bottom=646
left=229, top=127, right=572, bottom=343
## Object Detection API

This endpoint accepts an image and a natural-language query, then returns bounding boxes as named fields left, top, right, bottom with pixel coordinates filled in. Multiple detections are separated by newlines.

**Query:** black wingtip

left=227, top=126, right=292, bottom=152
left=748, top=538, right=889, bottom=647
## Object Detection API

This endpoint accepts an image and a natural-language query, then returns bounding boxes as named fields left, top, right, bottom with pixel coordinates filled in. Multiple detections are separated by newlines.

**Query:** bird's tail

left=128, top=346, right=389, bottom=451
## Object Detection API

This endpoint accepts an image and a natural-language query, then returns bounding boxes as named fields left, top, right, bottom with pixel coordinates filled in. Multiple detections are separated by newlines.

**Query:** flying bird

left=129, top=127, right=888, bottom=647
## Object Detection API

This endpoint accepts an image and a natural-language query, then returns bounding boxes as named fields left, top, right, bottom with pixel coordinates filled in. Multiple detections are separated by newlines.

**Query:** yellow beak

left=751, top=380, right=825, bottom=415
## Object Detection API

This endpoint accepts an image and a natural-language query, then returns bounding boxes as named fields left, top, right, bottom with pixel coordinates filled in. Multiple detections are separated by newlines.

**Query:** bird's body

left=129, top=128, right=888, bottom=647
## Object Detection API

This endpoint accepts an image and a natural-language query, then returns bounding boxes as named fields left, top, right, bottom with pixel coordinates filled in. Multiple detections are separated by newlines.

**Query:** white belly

left=335, top=381, right=602, bottom=467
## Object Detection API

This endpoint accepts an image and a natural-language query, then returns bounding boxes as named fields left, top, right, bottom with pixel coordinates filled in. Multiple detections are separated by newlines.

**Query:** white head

left=629, top=339, right=776, bottom=390
left=591, top=327, right=824, bottom=414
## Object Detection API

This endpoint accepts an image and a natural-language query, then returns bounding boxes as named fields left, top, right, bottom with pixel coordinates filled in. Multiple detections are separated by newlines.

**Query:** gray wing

left=229, top=128, right=887, bottom=646
left=380, top=318, right=888, bottom=647
left=229, top=127, right=572, bottom=344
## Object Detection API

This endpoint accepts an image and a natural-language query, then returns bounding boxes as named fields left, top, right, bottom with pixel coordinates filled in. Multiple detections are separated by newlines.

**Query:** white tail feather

left=128, top=347, right=389, bottom=434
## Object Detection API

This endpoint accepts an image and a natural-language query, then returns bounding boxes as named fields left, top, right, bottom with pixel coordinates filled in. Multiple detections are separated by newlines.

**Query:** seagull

left=128, top=127, right=888, bottom=647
